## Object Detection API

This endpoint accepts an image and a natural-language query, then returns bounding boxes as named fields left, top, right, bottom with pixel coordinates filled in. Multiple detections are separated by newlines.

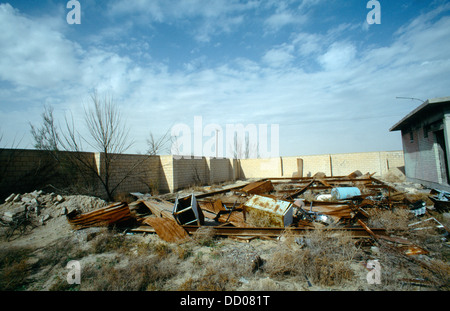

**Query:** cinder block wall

left=172, top=157, right=209, bottom=191
left=237, top=151, right=404, bottom=179
left=97, top=153, right=163, bottom=197
left=207, top=158, right=236, bottom=185
left=299, top=154, right=333, bottom=177
left=0, top=149, right=97, bottom=199
left=238, top=157, right=282, bottom=178
left=402, top=126, right=440, bottom=184
left=0, top=149, right=405, bottom=200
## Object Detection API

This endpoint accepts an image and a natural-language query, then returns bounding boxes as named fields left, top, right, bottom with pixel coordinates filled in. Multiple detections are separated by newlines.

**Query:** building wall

left=238, top=151, right=404, bottom=179
left=97, top=153, right=163, bottom=197
left=206, top=158, right=236, bottom=185
left=401, top=119, right=450, bottom=191
left=0, top=149, right=405, bottom=200
left=0, top=149, right=97, bottom=199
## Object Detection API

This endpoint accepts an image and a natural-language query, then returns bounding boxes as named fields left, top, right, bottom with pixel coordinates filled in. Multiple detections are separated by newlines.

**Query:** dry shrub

left=90, top=231, right=134, bottom=254
left=81, top=255, right=178, bottom=291
left=178, top=264, right=238, bottom=291
left=135, top=238, right=178, bottom=259
left=174, top=244, right=193, bottom=260
left=113, top=192, right=135, bottom=203
left=366, top=208, right=411, bottom=232
left=151, top=241, right=173, bottom=258
left=264, top=229, right=361, bottom=287
left=422, top=258, right=450, bottom=290
left=264, top=245, right=302, bottom=277
left=0, top=247, right=34, bottom=290
left=246, top=277, right=283, bottom=291
left=191, top=226, right=216, bottom=246
left=179, top=246, right=258, bottom=291
left=40, top=236, right=87, bottom=268
left=404, top=192, right=433, bottom=205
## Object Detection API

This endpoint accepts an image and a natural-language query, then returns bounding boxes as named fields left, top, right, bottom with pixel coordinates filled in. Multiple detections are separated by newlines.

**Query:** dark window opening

left=435, top=130, right=450, bottom=184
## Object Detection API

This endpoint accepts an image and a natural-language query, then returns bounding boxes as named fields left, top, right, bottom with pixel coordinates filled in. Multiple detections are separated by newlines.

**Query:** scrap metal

left=66, top=202, right=132, bottom=230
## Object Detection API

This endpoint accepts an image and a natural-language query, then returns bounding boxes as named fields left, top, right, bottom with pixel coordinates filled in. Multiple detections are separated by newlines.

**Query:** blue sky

left=1, top=0, right=450, bottom=157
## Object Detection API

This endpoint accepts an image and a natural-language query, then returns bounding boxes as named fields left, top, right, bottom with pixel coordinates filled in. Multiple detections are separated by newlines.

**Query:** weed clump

left=0, top=247, right=34, bottom=290
left=264, top=229, right=361, bottom=287
left=191, top=226, right=216, bottom=247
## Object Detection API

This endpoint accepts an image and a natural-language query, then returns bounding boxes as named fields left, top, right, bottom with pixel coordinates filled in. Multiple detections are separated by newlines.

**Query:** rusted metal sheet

left=143, top=216, right=189, bottom=243
left=282, top=180, right=315, bottom=200
left=215, top=209, right=250, bottom=227
left=357, top=219, right=377, bottom=238
left=67, top=202, right=132, bottom=230
left=193, top=183, right=250, bottom=199
left=243, top=195, right=293, bottom=227
left=182, top=225, right=386, bottom=238
left=400, top=245, right=429, bottom=256
left=241, top=180, right=274, bottom=195
left=139, top=198, right=174, bottom=219
left=198, top=199, right=227, bottom=214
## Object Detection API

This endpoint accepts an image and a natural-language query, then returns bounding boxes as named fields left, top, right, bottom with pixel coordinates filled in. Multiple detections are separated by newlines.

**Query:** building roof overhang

left=389, top=96, right=450, bottom=132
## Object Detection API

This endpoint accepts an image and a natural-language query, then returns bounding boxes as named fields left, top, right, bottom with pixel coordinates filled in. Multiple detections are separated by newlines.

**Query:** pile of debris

left=0, top=191, right=107, bottom=241
left=3, top=172, right=449, bottom=250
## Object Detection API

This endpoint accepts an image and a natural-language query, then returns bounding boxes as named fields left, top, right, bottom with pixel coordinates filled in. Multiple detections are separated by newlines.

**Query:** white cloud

left=265, top=11, right=299, bottom=31
left=318, top=42, right=357, bottom=71
left=293, top=32, right=323, bottom=56
left=108, top=0, right=257, bottom=42
left=0, top=4, right=81, bottom=88
left=262, top=44, right=295, bottom=67
left=1, top=2, right=450, bottom=156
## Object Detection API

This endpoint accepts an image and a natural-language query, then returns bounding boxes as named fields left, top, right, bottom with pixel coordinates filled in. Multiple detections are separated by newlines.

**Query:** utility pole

left=215, top=128, right=219, bottom=158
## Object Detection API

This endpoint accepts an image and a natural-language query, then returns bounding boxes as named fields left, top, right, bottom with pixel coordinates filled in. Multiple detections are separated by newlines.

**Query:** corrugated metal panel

left=67, top=202, right=132, bottom=230
left=143, top=216, right=189, bottom=243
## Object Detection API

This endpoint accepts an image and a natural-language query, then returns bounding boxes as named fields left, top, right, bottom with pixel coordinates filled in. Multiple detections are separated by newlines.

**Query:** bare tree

left=146, top=129, right=171, bottom=156
left=29, top=105, right=60, bottom=152
left=59, top=92, right=137, bottom=201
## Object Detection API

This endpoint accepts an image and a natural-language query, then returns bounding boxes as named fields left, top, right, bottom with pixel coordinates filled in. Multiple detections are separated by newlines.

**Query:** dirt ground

left=0, top=177, right=449, bottom=292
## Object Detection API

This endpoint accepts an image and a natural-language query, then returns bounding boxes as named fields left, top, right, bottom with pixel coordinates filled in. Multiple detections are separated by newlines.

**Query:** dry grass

left=80, top=255, right=179, bottom=291
left=178, top=265, right=238, bottom=291
left=404, top=192, right=433, bottom=205
left=178, top=254, right=248, bottom=291
left=3, top=203, right=449, bottom=291
left=90, top=230, right=137, bottom=255
left=423, top=258, right=450, bottom=290
left=264, top=229, right=361, bottom=287
left=366, top=207, right=412, bottom=233
left=113, top=192, right=136, bottom=204
left=190, top=226, right=217, bottom=247
left=0, top=247, right=34, bottom=290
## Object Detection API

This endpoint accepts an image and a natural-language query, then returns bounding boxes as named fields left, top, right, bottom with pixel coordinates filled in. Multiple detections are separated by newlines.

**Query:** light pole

left=215, top=128, right=219, bottom=158
left=395, top=96, right=425, bottom=103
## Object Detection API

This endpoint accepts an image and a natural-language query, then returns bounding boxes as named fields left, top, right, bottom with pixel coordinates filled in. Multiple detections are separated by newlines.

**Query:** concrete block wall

left=98, top=153, right=163, bottom=197
left=279, top=157, right=302, bottom=177
left=238, top=157, right=283, bottom=178
left=0, top=149, right=405, bottom=200
left=206, top=158, right=236, bottom=185
left=158, top=155, right=174, bottom=193
left=0, top=149, right=55, bottom=197
left=172, top=157, right=209, bottom=191
left=0, top=149, right=97, bottom=199
left=299, top=154, right=332, bottom=177
left=331, top=152, right=386, bottom=176
left=402, top=126, right=440, bottom=184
